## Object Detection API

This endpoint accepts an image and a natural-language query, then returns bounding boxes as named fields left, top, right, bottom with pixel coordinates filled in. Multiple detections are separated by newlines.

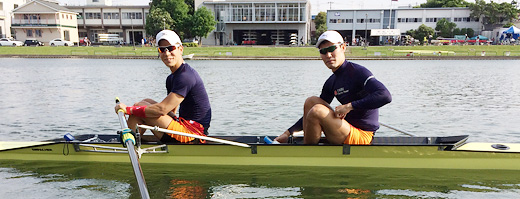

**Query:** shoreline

left=1, top=54, right=520, bottom=60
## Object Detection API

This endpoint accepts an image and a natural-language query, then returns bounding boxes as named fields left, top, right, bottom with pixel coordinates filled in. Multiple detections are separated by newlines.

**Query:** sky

left=57, top=0, right=515, bottom=15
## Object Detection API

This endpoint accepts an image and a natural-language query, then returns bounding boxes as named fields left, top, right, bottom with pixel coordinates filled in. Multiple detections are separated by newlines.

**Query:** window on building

left=399, top=18, right=421, bottom=23
left=329, top=19, right=337, bottom=23
left=231, top=4, right=252, bottom=21
left=300, top=6, right=306, bottom=21
left=426, top=18, right=438, bottom=23
left=0, top=2, right=3, bottom=10
left=93, top=0, right=99, bottom=2
left=64, top=30, right=70, bottom=41
left=85, top=12, right=102, bottom=19
left=278, top=3, right=299, bottom=21
left=27, top=30, right=33, bottom=37
left=23, top=14, right=41, bottom=23
left=215, top=5, right=228, bottom=21
left=104, top=13, right=120, bottom=19
left=255, top=3, right=275, bottom=21
left=35, top=29, right=42, bottom=37
left=14, top=4, right=18, bottom=9
left=122, top=12, right=143, bottom=19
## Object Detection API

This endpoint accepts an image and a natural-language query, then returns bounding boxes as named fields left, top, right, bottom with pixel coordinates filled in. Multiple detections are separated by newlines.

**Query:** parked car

left=0, top=38, right=24, bottom=46
left=49, top=38, right=74, bottom=46
left=24, top=39, right=45, bottom=46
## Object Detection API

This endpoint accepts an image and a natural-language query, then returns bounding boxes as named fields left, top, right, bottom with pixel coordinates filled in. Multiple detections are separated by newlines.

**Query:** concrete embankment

left=1, top=54, right=520, bottom=60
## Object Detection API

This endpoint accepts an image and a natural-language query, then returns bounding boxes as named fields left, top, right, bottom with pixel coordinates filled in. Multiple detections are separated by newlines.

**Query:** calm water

left=1, top=58, right=520, bottom=198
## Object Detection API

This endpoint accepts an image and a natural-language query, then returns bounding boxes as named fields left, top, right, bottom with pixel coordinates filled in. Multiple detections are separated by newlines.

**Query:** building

left=1, top=0, right=27, bottom=38
left=11, top=0, right=79, bottom=43
left=65, top=0, right=149, bottom=44
left=327, top=7, right=482, bottom=45
left=195, top=0, right=311, bottom=46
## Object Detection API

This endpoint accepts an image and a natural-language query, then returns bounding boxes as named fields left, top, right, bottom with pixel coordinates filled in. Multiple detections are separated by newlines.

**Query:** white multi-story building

left=11, top=0, right=79, bottom=43
left=1, top=0, right=27, bottom=38
left=65, top=0, right=149, bottom=44
left=327, top=7, right=482, bottom=45
left=195, top=0, right=311, bottom=46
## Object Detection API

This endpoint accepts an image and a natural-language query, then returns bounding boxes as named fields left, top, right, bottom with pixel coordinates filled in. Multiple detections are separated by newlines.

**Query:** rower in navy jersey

left=275, top=31, right=391, bottom=145
left=115, top=30, right=211, bottom=143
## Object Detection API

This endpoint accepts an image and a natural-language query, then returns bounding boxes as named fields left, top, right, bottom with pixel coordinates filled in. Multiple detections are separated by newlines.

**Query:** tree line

left=410, top=0, right=518, bottom=42
left=314, top=0, right=519, bottom=44
left=145, top=0, right=216, bottom=45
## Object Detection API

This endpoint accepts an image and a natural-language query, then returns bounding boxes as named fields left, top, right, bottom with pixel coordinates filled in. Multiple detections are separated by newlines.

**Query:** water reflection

left=167, top=179, right=206, bottom=199
left=2, top=161, right=519, bottom=199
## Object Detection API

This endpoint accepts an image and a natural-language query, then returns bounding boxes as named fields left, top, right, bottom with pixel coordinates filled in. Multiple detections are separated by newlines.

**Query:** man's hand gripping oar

left=116, top=97, right=150, bottom=199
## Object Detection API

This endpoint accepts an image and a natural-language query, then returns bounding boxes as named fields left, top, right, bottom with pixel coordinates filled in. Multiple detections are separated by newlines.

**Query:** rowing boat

left=1, top=134, right=519, bottom=170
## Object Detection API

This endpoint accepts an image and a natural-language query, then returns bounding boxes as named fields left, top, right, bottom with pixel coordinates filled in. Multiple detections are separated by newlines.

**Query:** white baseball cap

left=316, top=30, right=344, bottom=48
left=156, top=30, right=182, bottom=47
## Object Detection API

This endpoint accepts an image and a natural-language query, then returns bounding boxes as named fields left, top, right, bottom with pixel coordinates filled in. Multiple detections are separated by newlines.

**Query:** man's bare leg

left=302, top=96, right=351, bottom=145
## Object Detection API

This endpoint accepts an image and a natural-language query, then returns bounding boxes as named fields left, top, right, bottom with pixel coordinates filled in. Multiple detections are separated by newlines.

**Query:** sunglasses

left=319, top=44, right=341, bottom=55
left=157, top=45, right=179, bottom=53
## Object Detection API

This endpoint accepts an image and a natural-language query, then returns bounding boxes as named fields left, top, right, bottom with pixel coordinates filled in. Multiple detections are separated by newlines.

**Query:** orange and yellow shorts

left=344, top=124, right=374, bottom=145
left=164, top=118, right=205, bottom=143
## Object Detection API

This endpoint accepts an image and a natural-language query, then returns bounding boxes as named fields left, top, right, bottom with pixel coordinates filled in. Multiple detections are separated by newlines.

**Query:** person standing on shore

left=274, top=30, right=392, bottom=145
left=114, top=30, right=211, bottom=143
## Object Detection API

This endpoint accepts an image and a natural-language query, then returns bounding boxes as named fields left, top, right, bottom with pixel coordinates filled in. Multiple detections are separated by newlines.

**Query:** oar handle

left=115, top=97, right=135, bottom=145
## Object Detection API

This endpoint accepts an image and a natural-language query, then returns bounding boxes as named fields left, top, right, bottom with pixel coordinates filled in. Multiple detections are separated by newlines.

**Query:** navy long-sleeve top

left=288, top=60, right=391, bottom=133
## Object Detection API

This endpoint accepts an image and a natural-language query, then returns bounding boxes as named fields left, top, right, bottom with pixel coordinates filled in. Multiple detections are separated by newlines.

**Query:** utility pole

left=363, top=13, right=368, bottom=50
left=131, top=14, right=135, bottom=50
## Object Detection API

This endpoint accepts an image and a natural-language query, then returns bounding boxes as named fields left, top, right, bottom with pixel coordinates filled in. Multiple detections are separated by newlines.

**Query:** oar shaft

left=116, top=98, right=150, bottom=199
left=137, top=124, right=251, bottom=148
left=379, top=122, right=418, bottom=137
left=126, top=143, right=149, bottom=199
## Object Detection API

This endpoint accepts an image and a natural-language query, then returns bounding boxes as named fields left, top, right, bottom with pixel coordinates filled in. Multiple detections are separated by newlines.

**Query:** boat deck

left=53, top=134, right=470, bottom=148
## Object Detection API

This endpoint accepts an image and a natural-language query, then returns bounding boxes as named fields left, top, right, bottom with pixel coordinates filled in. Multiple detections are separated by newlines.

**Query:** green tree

left=406, top=29, right=416, bottom=37
left=408, top=24, right=435, bottom=44
left=420, top=0, right=470, bottom=8
left=435, top=18, right=457, bottom=38
left=145, top=8, right=174, bottom=37
left=459, top=28, right=467, bottom=36
left=189, top=6, right=216, bottom=45
left=465, top=28, right=475, bottom=37
left=185, top=0, right=195, bottom=15
left=470, top=0, right=519, bottom=26
left=147, top=0, right=190, bottom=38
left=453, top=28, right=461, bottom=35
left=316, top=25, right=328, bottom=39
left=315, top=12, right=328, bottom=37
left=504, top=22, right=515, bottom=28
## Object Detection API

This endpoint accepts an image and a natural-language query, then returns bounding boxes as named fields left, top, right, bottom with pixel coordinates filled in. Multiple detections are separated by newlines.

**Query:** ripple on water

left=0, top=168, right=130, bottom=199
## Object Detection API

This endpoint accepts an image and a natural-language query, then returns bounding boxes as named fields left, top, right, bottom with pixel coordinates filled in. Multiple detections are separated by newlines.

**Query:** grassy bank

left=1, top=45, right=520, bottom=57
